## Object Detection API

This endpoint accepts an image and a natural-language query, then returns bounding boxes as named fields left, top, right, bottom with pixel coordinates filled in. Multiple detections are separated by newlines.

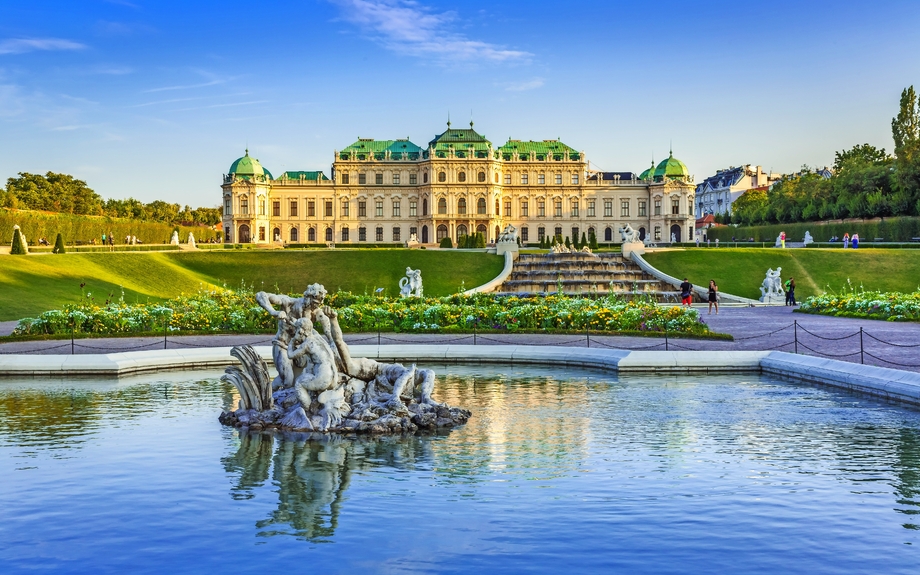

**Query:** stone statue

left=804, top=231, right=814, bottom=245
left=170, top=231, right=179, bottom=246
left=759, top=267, right=785, bottom=303
left=399, top=267, right=423, bottom=298
left=670, top=232, right=677, bottom=244
left=619, top=224, right=642, bottom=244
left=220, top=283, right=470, bottom=434
left=550, top=243, right=571, bottom=254
left=497, top=224, right=518, bottom=243
left=187, top=232, right=196, bottom=248
left=406, top=233, right=420, bottom=248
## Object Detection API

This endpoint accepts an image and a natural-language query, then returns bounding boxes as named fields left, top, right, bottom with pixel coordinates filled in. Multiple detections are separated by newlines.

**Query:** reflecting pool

left=2, top=365, right=920, bottom=574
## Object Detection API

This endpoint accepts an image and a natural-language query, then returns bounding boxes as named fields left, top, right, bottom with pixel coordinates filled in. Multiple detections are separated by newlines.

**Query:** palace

left=221, top=123, right=696, bottom=246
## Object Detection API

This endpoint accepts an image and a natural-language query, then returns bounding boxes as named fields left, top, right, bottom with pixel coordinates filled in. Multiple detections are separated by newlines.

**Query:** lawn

left=0, top=250, right=504, bottom=321
left=643, top=248, right=920, bottom=300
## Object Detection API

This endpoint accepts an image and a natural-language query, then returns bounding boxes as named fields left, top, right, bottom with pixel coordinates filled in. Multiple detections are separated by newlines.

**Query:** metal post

left=586, top=324, right=590, bottom=348
left=794, top=320, right=798, bottom=354
left=376, top=316, right=380, bottom=346
left=665, top=332, right=669, bottom=351
left=71, top=317, right=75, bottom=355
left=860, top=327, right=864, bottom=364
left=473, top=321, right=477, bottom=345
left=164, top=315, right=168, bottom=349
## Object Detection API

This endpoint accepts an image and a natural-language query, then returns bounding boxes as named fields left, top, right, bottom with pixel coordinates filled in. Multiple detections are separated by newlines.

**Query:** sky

left=1, top=0, right=919, bottom=208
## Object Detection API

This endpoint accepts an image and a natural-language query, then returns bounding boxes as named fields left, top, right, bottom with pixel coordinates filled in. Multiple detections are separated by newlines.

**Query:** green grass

left=0, top=250, right=504, bottom=321
left=643, top=248, right=920, bottom=300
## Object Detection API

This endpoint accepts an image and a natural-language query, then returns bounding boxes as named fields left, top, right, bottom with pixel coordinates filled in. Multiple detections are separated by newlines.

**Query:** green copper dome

left=653, top=152, right=689, bottom=180
left=639, top=160, right=656, bottom=181
left=228, top=149, right=270, bottom=180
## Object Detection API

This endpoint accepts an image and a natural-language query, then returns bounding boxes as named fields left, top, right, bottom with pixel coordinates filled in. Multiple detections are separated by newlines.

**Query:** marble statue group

left=759, top=267, right=785, bottom=303
left=219, top=283, right=470, bottom=434
left=399, top=267, right=423, bottom=298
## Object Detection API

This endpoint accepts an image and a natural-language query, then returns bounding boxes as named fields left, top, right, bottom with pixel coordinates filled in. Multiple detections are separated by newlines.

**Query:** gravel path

left=2, top=304, right=918, bottom=372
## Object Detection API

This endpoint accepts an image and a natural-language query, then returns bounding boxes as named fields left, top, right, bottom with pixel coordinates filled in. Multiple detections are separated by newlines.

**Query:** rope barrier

left=731, top=323, right=795, bottom=341
left=863, top=332, right=920, bottom=348
left=796, top=325, right=860, bottom=341
left=0, top=341, right=74, bottom=354
left=796, top=340, right=861, bottom=358
left=75, top=340, right=162, bottom=351
left=863, top=351, right=920, bottom=369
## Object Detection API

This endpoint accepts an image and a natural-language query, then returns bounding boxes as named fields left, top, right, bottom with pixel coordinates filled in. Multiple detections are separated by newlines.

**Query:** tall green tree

left=892, top=85, right=920, bottom=213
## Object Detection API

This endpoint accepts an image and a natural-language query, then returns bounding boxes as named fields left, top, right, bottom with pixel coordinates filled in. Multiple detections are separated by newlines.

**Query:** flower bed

left=12, top=289, right=711, bottom=337
left=799, top=289, right=920, bottom=321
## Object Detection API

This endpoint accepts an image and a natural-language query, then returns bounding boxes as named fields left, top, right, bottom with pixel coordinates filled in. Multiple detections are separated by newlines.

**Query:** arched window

left=341, top=226, right=349, bottom=242
left=238, top=224, right=250, bottom=243
left=638, top=227, right=646, bottom=241
left=436, top=224, right=448, bottom=241
left=476, top=224, right=487, bottom=235
left=458, top=198, right=467, bottom=214
left=422, top=198, right=428, bottom=216
left=290, top=227, right=298, bottom=242
left=458, top=172, right=466, bottom=183
left=325, top=227, right=333, bottom=242
left=456, top=224, right=468, bottom=239
left=438, top=172, right=446, bottom=182
left=495, top=199, right=500, bottom=215
left=273, top=227, right=280, bottom=241
left=478, top=172, right=486, bottom=182
left=477, top=198, right=486, bottom=214
left=604, top=227, right=612, bottom=242
left=423, top=172, right=429, bottom=183
left=494, top=173, right=499, bottom=183
left=308, top=227, right=316, bottom=242
left=438, top=198, right=447, bottom=214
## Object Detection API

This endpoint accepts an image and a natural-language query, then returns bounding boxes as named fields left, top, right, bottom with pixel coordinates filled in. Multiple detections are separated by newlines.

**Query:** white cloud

left=0, top=38, right=87, bottom=55
left=504, top=77, right=545, bottom=92
left=329, top=0, right=531, bottom=64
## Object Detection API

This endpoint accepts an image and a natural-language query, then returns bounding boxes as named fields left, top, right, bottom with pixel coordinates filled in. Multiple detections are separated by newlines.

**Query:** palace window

left=477, top=197, right=487, bottom=215
left=672, top=199, right=680, bottom=215
left=621, top=200, right=630, bottom=217
left=458, top=172, right=467, bottom=183
left=571, top=200, right=579, bottom=217
left=504, top=173, right=511, bottom=185
left=587, top=200, right=595, bottom=217
left=342, top=173, right=349, bottom=184
left=555, top=174, right=563, bottom=185
left=604, top=200, right=612, bottom=217
left=521, top=173, right=529, bottom=185
left=224, top=198, right=232, bottom=215
left=521, top=226, right=529, bottom=242
left=555, top=226, right=562, bottom=238
left=438, top=198, right=447, bottom=214
left=325, top=201, right=333, bottom=217
left=240, top=198, right=248, bottom=215
left=259, top=226, right=266, bottom=241
left=259, top=200, right=266, bottom=215
left=409, top=200, right=417, bottom=217
left=359, top=227, right=366, bottom=241
left=393, top=173, right=401, bottom=185
left=504, top=201, right=511, bottom=217
left=409, top=173, right=417, bottom=185
left=341, top=199, right=349, bottom=217
left=290, top=200, right=298, bottom=217
left=604, top=227, right=612, bottom=242
left=456, top=224, right=468, bottom=239
left=654, top=199, right=661, bottom=216
left=572, top=227, right=580, bottom=242
left=423, top=172, right=428, bottom=183
left=359, top=173, right=367, bottom=185
left=537, top=226, right=545, bottom=241
left=521, top=200, right=529, bottom=217
left=495, top=173, right=499, bottom=183
left=392, top=201, right=400, bottom=217
left=358, top=200, right=366, bottom=217
left=375, top=227, right=384, bottom=242
left=537, top=200, right=545, bottom=217
left=409, top=226, right=417, bottom=238
left=458, top=198, right=467, bottom=214
left=392, top=227, right=401, bottom=242
left=325, top=227, right=333, bottom=242
left=224, top=227, right=230, bottom=242
left=538, top=173, right=546, bottom=185
left=375, top=200, right=384, bottom=217
left=290, top=227, right=298, bottom=242
left=436, top=225, right=448, bottom=241
left=638, top=201, right=647, bottom=217
left=423, top=198, right=428, bottom=215
left=554, top=200, right=562, bottom=217
left=438, top=172, right=446, bottom=182
left=654, top=226, right=662, bottom=241
left=572, top=174, right=579, bottom=185
left=308, top=201, right=316, bottom=217
left=375, top=173, right=383, bottom=185
left=495, top=199, right=500, bottom=216
left=478, top=172, right=486, bottom=182
left=308, top=228, right=316, bottom=242
left=342, top=226, right=349, bottom=242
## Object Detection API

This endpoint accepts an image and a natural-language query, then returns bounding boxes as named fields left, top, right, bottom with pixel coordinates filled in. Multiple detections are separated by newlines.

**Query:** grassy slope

left=643, top=248, right=920, bottom=300
left=0, top=250, right=504, bottom=321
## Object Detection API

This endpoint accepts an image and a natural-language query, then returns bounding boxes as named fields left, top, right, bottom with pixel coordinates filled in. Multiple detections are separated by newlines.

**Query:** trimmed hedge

left=704, top=216, right=920, bottom=243
left=284, top=243, right=405, bottom=249
left=28, top=244, right=182, bottom=253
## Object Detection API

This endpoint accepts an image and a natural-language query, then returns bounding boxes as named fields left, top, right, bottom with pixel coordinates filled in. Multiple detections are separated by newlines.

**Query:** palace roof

left=653, top=152, right=689, bottom=180
left=339, top=138, right=423, bottom=160
left=587, top=171, right=638, bottom=181
left=497, top=139, right=580, bottom=161
left=228, top=150, right=272, bottom=180
left=278, top=171, right=329, bottom=181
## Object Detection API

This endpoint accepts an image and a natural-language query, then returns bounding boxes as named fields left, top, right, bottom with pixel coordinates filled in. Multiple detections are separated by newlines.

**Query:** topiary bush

left=439, top=236, right=453, bottom=249
left=10, top=225, right=27, bottom=255
left=53, top=232, right=66, bottom=254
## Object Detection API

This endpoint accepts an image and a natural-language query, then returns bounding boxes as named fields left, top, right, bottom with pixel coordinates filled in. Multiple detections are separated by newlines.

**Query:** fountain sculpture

left=399, top=267, right=423, bottom=298
left=759, top=267, right=785, bottom=303
left=219, top=283, right=470, bottom=434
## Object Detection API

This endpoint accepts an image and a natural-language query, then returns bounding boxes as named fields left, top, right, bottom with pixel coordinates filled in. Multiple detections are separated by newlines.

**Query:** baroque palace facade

left=221, top=123, right=695, bottom=246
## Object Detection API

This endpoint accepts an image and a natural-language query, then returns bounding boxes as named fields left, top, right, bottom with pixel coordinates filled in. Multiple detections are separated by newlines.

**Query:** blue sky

left=2, top=0, right=919, bottom=207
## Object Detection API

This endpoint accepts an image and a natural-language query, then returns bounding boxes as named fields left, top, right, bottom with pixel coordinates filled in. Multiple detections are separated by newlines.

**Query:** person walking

left=852, top=233, right=859, bottom=249
left=780, top=231, right=786, bottom=248
left=784, top=277, right=796, bottom=306
left=843, top=232, right=849, bottom=249
left=679, top=277, right=693, bottom=307
left=708, top=280, right=719, bottom=314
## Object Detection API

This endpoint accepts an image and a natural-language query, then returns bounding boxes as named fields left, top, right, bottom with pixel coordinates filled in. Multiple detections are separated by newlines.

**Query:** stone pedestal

left=621, top=241, right=645, bottom=258
left=496, top=241, right=519, bottom=257
left=759, top=293, right=785, bottom=304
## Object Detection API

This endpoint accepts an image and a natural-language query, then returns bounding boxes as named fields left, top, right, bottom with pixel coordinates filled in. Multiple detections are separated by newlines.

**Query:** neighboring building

left=221, top=122, right=696, bottom=246
left=694, top=165, right=780, bottom=218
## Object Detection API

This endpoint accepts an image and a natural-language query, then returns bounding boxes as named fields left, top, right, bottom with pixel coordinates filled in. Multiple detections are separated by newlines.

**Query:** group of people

left=829, top=233, right=860, bottom=249
left=679, top=278, right=721, bottom=314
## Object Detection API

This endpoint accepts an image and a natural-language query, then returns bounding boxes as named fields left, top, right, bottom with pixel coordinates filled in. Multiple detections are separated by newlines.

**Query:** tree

left=892, top=86, right=920, bottom=212
left=588, top=228, right=598, bottom=250
left=53, top=232, right=66, bottom=254
left=10, top=226, right=27, bottom=255
left=439, top=236, right=453, bottom=248
left=564, top=236, right=571, bottom=248
left=580, top=232, right=587, bottom=248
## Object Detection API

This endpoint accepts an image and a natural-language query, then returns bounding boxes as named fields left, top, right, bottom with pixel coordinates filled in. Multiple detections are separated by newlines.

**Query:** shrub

left=439, top=236, right=453, bottom=248
left=10, top=226, right=26, bottom=255
left=53, top=232, right=66, bottom=254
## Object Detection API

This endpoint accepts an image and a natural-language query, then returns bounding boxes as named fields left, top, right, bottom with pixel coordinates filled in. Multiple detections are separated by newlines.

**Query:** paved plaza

left=2, top=305, right=918, bottom=372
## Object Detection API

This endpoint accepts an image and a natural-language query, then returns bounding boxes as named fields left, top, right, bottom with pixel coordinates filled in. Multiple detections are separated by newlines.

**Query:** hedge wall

left=1, top=208, right=213, bottom=246
left=704, top=216, right=920, bottom=243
